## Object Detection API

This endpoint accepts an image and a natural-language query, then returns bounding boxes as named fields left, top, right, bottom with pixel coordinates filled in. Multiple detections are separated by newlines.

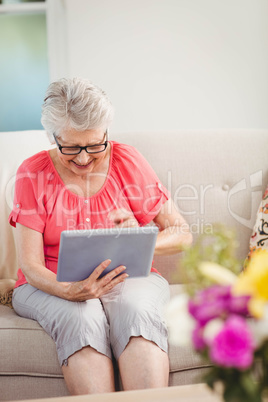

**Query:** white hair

left=41, top=77, right=114, bottom=142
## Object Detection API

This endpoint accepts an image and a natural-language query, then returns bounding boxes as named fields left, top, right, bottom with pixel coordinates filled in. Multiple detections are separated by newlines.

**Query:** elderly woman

left=10, top=78, right=192, bottom=395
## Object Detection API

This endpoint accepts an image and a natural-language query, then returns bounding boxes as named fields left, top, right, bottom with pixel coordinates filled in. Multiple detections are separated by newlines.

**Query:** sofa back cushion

left=0, top=131, right=52, bottom=283
left=113, top=130, right=268, bottom=281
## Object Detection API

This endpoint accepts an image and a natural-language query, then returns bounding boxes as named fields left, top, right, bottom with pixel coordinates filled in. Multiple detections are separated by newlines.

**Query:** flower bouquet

left=166, top=225, right=268, bottom=402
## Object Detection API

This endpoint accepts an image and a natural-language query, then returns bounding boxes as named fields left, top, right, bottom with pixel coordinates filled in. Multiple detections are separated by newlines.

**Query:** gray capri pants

left=12, top=273, right=170, bottom=366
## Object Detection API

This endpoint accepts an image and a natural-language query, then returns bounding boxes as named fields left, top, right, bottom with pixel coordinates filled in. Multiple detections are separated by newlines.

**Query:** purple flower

left=188, top=285, right=250, bottom=326
left=209, top=315, right=255, bottom=370
left=228, top=294, right=251, bottom=315
left=188, top=285, right=231, bottom=325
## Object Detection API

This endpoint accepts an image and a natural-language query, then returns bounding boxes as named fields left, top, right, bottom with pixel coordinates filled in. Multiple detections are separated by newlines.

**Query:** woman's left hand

left=108, top=208, right=139, bottom=228
left=153, top=198, right=193, bottom=255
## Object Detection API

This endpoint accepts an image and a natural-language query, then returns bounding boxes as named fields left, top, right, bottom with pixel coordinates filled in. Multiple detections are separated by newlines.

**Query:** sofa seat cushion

left=169, top=285, right=211, bottom=376
left=0, top=285, right=210, bottom=381
left=0, top=305, right=62, bottom=377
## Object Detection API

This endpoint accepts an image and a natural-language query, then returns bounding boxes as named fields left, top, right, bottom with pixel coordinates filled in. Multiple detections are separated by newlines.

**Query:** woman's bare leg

left=62, top=346, right=115, bottom=395
left=118, top=336, right=169, bottom=390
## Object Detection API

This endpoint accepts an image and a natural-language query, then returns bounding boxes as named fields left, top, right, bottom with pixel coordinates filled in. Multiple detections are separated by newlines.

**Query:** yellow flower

left=232, top=250, right=268, bottom=317
left=248, top=298, right=267, bottom=319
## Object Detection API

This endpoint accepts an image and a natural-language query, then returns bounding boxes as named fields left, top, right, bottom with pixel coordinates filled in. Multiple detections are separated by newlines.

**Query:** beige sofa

left=0, top=129, right=267, bottom=400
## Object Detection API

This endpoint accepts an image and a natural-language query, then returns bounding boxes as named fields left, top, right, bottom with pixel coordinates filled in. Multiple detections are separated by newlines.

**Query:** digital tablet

left=56, top=226, right=159, bottom=282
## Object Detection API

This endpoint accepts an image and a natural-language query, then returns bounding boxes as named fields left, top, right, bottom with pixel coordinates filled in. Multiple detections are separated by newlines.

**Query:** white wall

left=49, top=0, right=268, bottom=132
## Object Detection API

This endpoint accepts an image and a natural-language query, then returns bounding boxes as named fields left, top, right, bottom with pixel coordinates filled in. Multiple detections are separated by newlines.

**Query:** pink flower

left=209, top=315, right=255, bottom=370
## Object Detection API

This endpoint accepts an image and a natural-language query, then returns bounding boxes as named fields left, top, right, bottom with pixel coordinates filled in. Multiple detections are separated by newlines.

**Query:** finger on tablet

left=90, top=259, right=112, bottom=280
left=101, top=265, right=127, bottom=284
left=108, top=272, right=129, bottom=287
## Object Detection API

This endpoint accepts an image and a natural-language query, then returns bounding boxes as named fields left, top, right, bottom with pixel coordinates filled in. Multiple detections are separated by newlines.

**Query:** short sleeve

left=113, top=143, right=170, bottom=225
left=244, top=185, right=268, bottom=267
left=9, top=161, right=47, bottom=233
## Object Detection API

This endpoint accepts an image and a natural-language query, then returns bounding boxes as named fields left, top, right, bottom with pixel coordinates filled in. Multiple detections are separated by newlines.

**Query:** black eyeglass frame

left=53, top=131, right=109, bottom=155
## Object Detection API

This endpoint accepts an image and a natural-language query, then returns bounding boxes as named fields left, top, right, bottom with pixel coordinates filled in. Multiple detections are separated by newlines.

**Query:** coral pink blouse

left=9, top=141, right=170, bottom=288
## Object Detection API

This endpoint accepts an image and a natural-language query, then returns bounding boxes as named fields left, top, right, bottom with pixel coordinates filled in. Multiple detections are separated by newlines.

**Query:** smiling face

left=55, top=128, right=109, bottom=177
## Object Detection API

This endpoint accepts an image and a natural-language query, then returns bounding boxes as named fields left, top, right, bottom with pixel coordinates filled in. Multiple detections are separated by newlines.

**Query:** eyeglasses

left=53, top=131, right=108, bottom=155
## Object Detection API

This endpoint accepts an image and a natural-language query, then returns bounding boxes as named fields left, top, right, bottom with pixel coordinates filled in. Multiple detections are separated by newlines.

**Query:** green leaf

left=179, top=224, right=242, bottom=295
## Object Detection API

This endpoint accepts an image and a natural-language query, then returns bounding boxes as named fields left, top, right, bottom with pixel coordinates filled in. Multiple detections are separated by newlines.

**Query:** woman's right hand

left=63, top=260, right=128, bottom=302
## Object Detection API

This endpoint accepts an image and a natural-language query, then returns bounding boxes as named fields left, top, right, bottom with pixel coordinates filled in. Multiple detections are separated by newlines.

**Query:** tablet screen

left=56, top=226, right=159, bottom=282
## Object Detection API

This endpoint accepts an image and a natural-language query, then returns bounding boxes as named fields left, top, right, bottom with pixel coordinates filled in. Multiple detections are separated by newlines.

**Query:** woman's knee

left=119, top=297, right=152, bottom=326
